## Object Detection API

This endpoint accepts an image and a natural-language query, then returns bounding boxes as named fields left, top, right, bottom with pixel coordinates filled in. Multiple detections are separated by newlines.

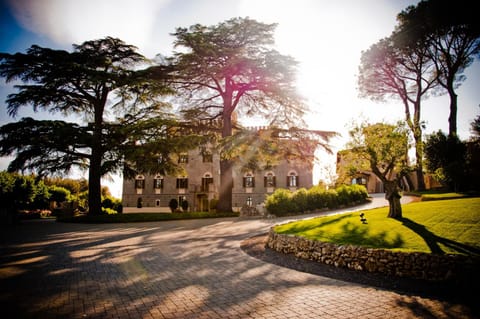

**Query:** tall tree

left=348, top=122, right=410, bottom=218
left=358, top=34, right=438, bottom=190
left=397, top=0, right=480, bottom=136
left=424, top=130, right=466, bottom=191
left=167, top=18, right=316, bottom=212
left=0, top=37, right=172, bottom=214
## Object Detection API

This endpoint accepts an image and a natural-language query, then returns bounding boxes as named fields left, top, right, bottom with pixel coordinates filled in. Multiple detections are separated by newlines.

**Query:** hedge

left=265, top=184, right=368, bottom=216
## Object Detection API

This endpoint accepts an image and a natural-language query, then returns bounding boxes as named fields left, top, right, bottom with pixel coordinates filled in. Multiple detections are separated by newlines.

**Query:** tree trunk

left=217, top=159, right=233, bottom=212
left=384, top=180, right=402, bottom=219
left=412, top=101, right=425, bottom=191
left=217, top=100, right=234, bottom=213
left=88, top=118, right=103, bottom=215
left=88, top=149, right=102, bottom=215
left=447, top=85, right=458, bottom=137
left=415, top=166, right=425, bottom=191
left=88, top=99, right=106, bottom=215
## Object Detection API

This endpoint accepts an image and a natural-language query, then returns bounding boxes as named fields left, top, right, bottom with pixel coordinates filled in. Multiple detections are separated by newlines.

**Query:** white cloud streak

left=8, top=0, right=170, bottom=54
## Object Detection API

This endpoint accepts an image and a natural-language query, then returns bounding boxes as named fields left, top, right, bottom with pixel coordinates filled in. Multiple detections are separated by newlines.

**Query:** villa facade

left=122, top=148, right=313, bottom=213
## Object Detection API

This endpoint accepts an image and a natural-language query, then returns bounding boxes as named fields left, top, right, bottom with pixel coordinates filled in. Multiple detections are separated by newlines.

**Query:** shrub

left=292, top=188, right=309, bottom=212
left=181, top=200, right=189, bottom=211
left=265, top=188, right=298, bottom=216
left=169, top=198, right=178, bottom=212
left=102, top=207, right=117, bottom=215
left=209, top=198, right=218, bottom=211
left=265, top=184, right=369, bottom=216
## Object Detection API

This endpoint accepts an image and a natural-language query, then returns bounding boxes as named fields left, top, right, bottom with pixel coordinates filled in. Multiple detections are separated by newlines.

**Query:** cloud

left=7, top=0, right=170, bottom=54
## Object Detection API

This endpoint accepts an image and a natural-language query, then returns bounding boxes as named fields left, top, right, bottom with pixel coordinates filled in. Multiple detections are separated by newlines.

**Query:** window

left=135, top=175, right=145, bottom=189
left=202, top=152, right=213, bottom=163
left=264, top=172, right=276, bottom=187
left=201, top=173, right=214, bottom=192
left=153, top=175, right=164, bottom=189
left=246, top=196, right=253, bottom=207
left=243, top=173, right=255, bottom=188
left=155, top=199, right=161, bottom=207
left=287, top=172, right=298, bottom=187
left=178, top=153, right=189, bottom=164
left=176, top=177, right=188, bottom=189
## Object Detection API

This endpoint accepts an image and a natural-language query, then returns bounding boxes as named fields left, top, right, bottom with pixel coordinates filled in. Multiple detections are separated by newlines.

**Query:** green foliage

left=424, top=130, right=467, bottom=191
left=348, top=122, right=410, bottom=218
left=101, top=207, right=117, bottom=215
left=265, top=184, right=369, bottom=216
left=169, top=198, right=178, bottom=212
left=102, top=195, right=122, bottom=214
left=48, top=185, right=71, bottom=203
left=274, top=197, right=480, bottom=255
left=396, top=0, right=480, bottom=136
left=181, top=199, right=189, bottom=211
left=0, top=37, right=174, bottom=215
left=44, top=177, right=88, bottom=194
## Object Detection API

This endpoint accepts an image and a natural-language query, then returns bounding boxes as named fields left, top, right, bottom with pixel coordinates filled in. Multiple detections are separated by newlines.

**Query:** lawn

left=273, top=197, right=480, bottom=255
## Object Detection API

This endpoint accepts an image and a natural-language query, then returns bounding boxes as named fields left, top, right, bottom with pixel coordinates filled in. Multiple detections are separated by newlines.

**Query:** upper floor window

left=153, top=175, right=164, bottom=189
left=178, top=153, right=189, bottom=164
left=287, top=172, right=298, bottom=187
left=243, top=172, right=255, bottom=188
left=264, top=172, right=276, bottom=187
left=135, top=175, right=145, bottom=189
left=202, top=152, right=213, bottom=163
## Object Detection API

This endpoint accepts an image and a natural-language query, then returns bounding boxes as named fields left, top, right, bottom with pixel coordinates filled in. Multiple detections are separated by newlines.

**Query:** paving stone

left=1, top=208, right=478, bottom=319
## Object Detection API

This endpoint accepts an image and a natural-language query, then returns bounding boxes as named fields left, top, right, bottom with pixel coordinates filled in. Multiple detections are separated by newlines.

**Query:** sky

left=0, top=0, right=479, bottom=198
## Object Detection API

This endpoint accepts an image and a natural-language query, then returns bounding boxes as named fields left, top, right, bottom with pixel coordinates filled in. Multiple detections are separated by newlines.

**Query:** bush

left=169, top=198, right=178, bottom=212
left=292, top=188, right=309, bottom=212
left=265, top=184, right=369, bottom=216
left=265, top=188, right=298, bottom=216
left=181, top=200, right=189, bottom=211
left=102, top=207, right=117, bottom=215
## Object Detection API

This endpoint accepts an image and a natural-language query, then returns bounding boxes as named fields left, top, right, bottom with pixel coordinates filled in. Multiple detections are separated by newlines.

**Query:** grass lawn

left=57, top=211, right=239, bottom=223
left=273, top=197, right=480, bottom=256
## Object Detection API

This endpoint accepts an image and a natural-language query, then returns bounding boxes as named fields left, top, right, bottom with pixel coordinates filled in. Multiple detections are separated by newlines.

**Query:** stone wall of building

left=266, top=229, right=479, bottom=282
left=122, top=148, right=313, bottom=213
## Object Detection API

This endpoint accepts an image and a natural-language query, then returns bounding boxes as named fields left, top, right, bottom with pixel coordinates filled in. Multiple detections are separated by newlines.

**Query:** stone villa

left=122, top=136, right=314, bottom=213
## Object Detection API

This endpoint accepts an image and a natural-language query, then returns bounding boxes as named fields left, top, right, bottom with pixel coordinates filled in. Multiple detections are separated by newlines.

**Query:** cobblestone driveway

left=1, top=198, right=478, bottom=318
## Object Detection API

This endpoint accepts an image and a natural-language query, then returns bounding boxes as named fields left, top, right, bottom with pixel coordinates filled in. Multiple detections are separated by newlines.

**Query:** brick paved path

left=1, top=197, right=478, bottom=318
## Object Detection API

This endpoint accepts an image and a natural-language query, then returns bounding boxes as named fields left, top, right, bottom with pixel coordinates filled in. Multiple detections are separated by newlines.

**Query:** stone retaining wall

left=266, top=228, right=479, bottom=282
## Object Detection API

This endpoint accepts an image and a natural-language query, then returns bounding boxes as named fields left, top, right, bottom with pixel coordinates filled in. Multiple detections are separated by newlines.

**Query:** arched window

left=287, top=171, right=298, bottom=188
left=243, top=172, right=255, bottom=188
left=264, top=172, right=276, bottom=187
left=246, top=196, right=253, bottom=207
left=153, top=174, right=164, bottom=189
left=135, top=175, right=145, bottom=189
left=155, top=199, right=161, bottom=207
left=202, top=172, right=214, bottom=192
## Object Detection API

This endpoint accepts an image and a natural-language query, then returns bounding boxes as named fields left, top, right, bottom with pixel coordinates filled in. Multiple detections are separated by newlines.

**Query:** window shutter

left=252, top=177, right=255, bottom=187
left=243, top=177, right=246, bottom=188
left=264, top=176, right=267, bottom=187
left=273, top=176, right=276, bottom=187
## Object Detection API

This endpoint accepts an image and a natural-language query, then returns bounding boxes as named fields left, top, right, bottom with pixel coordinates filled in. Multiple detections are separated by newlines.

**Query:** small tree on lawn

left=347, top=122, right=411, bottom=218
